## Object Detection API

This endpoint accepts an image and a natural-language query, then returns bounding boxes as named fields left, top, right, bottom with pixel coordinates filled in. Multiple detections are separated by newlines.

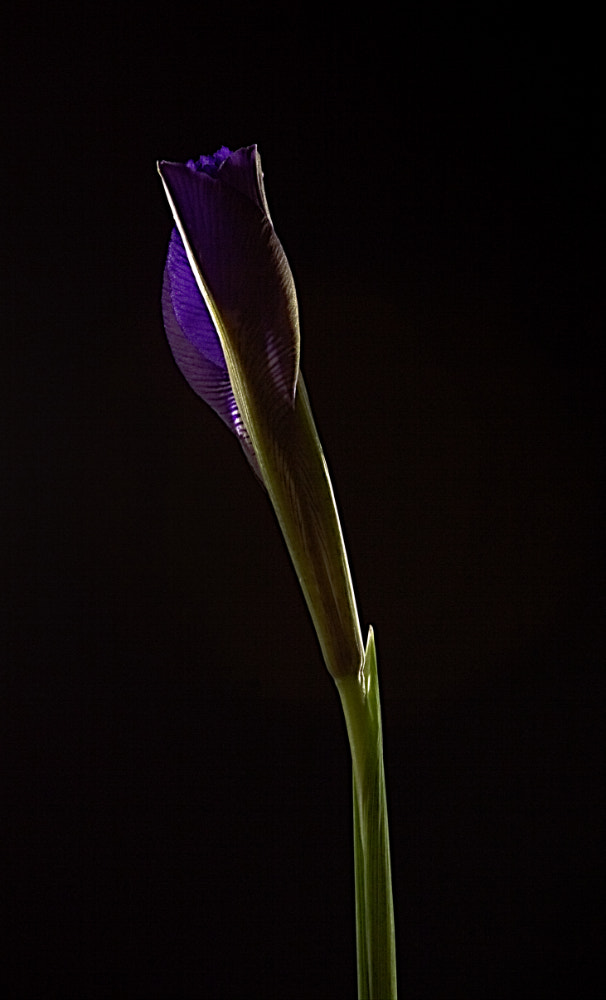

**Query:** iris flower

left=158, top=144, right=363, bottom=681
left=158, top=146, right=396, bottom=998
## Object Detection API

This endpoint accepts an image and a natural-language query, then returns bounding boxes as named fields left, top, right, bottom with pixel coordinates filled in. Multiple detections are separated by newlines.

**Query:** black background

left=5, top=4, right=603, bottom=998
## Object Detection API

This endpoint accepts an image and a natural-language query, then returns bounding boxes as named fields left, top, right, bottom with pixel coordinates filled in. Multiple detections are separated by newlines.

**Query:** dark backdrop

left=5, top=5, right=603, bottom=998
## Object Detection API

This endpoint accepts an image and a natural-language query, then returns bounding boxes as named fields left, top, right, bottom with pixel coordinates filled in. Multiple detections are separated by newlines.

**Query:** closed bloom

left=158, top=146, right=363, bottom=679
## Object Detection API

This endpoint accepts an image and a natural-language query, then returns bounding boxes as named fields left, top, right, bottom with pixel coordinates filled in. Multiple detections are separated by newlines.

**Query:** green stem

left=336, top=627, right=397, bottom=1000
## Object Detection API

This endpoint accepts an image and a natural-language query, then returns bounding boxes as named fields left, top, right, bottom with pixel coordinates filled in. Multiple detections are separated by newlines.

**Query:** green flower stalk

left=158, top=145, right=397, bottom=998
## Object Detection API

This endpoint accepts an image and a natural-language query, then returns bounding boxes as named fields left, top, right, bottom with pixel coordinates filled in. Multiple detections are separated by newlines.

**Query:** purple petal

left=162, top=228, right=261, bottom=477
left=212, top=145, right=273, bottom=222
left=165, top=227, right=226, bottom=370
left=158, top=152, right=299, bottom=421
left=184, top=145, right=270, bottom=219
left=186, top=146, right=232, bottom=178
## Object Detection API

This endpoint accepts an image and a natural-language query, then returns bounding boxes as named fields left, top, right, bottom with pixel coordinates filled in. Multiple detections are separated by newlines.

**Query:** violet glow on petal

left=161, top=227, right=260, bottom=476
left=165, top=227, right=226, bottom=370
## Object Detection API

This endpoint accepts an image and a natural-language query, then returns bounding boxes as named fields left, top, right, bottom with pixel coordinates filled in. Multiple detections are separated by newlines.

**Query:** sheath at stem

left=336, top=627, right=397, bottom=1000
